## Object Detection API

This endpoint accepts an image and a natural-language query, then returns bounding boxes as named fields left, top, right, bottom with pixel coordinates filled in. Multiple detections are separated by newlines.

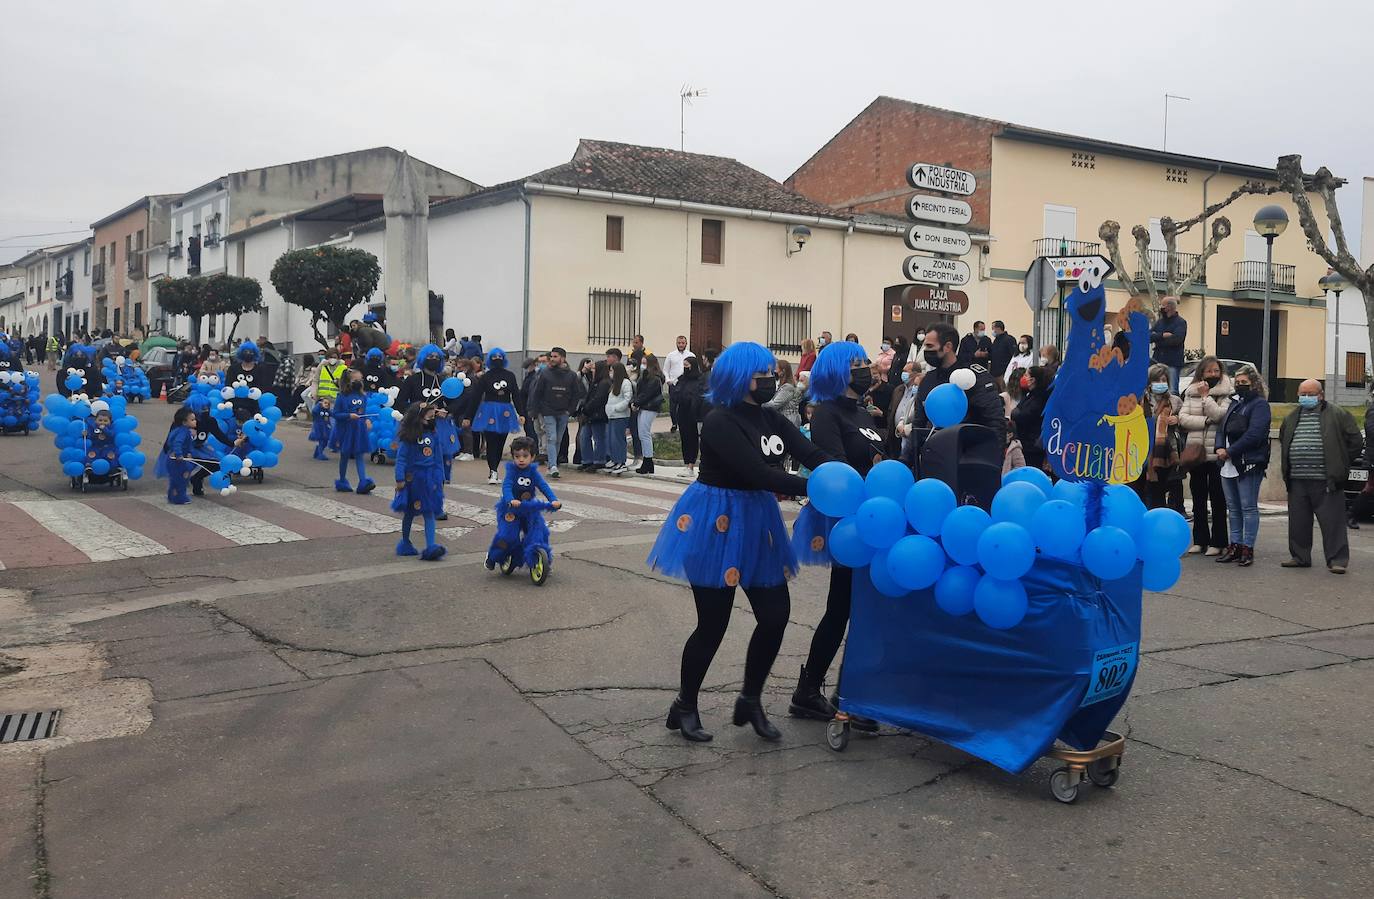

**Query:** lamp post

left=1253, top=205, right=1289, bottom=381
left=1319, top=271, right=1347, bottom=396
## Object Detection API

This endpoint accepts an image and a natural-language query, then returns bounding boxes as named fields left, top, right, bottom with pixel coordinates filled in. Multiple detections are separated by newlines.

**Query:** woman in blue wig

left=648, top=341, right=832, bottom=743
left=789, top=340, right=887, bottom=730
left=225, top=340, right=273, bottom=421
left=461, top=347, right=524, bottom=484
left=396, top=344, right=460, bottom=479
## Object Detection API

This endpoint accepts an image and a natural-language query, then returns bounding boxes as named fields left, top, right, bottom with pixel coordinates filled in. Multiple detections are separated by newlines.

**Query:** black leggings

left=679, top=413, right=700, bottom=465
left=679, top=583, right=791, bottom=707
left=484, top=432, right=507, bottom=472
left=804, top=565, right=853, bottom=683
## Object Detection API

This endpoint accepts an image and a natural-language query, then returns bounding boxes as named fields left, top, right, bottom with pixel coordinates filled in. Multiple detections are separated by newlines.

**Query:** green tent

left=140, top=336, right=177, bottom=352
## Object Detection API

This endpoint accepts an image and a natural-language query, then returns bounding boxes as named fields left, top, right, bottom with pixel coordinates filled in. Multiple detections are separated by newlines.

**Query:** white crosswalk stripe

left=535, top=481, right=682, bottom=511
left=366, top=485, right=475, bottom=539
left=449, top=483, right=655, bottom=524
left=13, top=499, right=170, bottom=562
left=253, top=488, right=405, bottom=534
left=135, top=495, right=305, bottom=546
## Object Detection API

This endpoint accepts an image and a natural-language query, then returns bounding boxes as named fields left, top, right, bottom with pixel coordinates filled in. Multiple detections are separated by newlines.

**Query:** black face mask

left=849, top=368, right=873, bottom=395
left=423, top=357, right=441, bottom=372
left=749, top=376, right=778, bottom=405
left=1234, top=385, right=1252, bottom=400
left=349, top=381, right=363, bottom=393
left=1204, top=376, right=1221, bottom=387
left=923, top=349, right=945, bottom=369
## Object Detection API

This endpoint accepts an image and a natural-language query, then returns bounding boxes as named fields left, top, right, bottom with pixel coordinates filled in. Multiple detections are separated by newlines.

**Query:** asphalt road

left=1, top=399, right=1371, bottom=898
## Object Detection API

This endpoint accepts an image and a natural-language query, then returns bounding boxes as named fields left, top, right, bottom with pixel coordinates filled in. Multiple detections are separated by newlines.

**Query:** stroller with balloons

left=101, top=353, right=152, bottom=402
left=0, top=340, right=42, bottom=435
left=797, top=266, right=1187, bottom=804
left=39, top=394, right=147, bottom=492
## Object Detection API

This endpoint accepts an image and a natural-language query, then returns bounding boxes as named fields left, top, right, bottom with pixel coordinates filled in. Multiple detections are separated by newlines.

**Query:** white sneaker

left=487, top=470, right=498, bottom=484
left=457, top=453, right=474, bottom=462
left=1186, top=545, right=1204, bottom=555
left=1204, top=546, right=1221, bottom=556
left=611, top=463, right=629, bottom=475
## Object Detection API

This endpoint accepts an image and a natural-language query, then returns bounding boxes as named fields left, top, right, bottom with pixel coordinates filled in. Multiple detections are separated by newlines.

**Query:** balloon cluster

left=41, top=393, right=146, bottom=479
left=807, top=461, right=1188, bottom=630
left=101, top=355, right=151, bottom=400
left=202, top=377, right=285, bottom=493
left=366, top=386, right=404, bottom=460
left=1, top=369, right=42, bottom=431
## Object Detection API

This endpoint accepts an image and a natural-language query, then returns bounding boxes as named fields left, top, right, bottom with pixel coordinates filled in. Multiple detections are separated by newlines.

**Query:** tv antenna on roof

left=1163, top=93, right=1190, bottom=151
left=680, top=85, right=707, bottom=151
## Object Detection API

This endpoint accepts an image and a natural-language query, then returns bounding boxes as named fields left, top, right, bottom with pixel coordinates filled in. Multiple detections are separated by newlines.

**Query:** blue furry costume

left=0, top=338, right=42, bottom=433
left=397, top=344, right=461, bottom=473
left=329, top=381, right=375, bottom=494
left=486, top=461, right=559, bottom=570
left=158, top=423, right=196, bottom=504
left=391, top=425, right=447, bottom=560
left=308, top=400, right=332, bottom=459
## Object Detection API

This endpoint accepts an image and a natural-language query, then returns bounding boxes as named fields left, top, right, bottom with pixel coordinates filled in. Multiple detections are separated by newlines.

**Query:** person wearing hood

left=1178, top=356, right=1232, bottom=555
left=671, top=355, right=707, bottom=475
left=330, top=368, right=376, bottom=495
left=461, top=347, right=524, bottom=484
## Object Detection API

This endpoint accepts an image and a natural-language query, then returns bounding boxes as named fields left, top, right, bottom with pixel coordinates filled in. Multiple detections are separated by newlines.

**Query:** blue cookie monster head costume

left=486, top=347, right=508, bottom=369
left=0, top=336, right=12, bottom=372
left=416, top=343, right=444, bottom=373
left=705, top=341, right=776, bottom=409
left=808, top=340, right=871, bottom=404
left=235, top=340, right=260, bottom=364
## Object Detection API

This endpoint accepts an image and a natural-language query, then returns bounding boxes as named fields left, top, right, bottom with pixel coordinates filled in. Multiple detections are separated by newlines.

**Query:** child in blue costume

left=156, top=406, right=197, bottom=505
left=84, top=409, right=120, bottom=472
left=462, top=347, right=524, bottom=484
left=308, top=397, right=332, bottom=460
left=391, top=402, right=447, bottom=561
left=330, top=369, right=375, bottom=494
left=647, top=341, right=832, bottom=744
left=396, top=344, right=460, bottom=479
left=485, top=436, right=562, bottom=573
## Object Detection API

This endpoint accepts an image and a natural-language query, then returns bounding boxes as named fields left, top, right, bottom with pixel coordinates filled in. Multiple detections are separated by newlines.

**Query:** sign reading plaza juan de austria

left=906, top=194, right=972, bottom=225
left=901, top=284, right=970, bottom=316
left=903, top=255, right=971, bottom=287
left=905, top=163, right=977, bottom=196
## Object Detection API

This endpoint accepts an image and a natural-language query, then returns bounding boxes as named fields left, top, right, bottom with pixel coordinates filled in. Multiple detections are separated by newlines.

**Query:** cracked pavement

left=3, top=428, right=1374, bottom=896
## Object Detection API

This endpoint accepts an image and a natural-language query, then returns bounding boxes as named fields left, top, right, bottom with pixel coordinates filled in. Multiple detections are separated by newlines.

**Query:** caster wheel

left=826, top=720, right=850, bottom=752
left=254, top=468, right=264, bottom=483
left=530, top=549, right=550, bottom=586
left=499, top=555, right=517, bottom=576
left=1087, top=758, right=1120, bottom=788
left=1049, top=767, right=1080, bottom=804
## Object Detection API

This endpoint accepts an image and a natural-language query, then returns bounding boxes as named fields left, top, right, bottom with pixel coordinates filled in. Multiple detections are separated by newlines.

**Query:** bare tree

left=1099, top=181, right=1280, bottom=321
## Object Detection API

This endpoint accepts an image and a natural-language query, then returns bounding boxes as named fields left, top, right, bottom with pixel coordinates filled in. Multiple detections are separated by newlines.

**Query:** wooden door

left=690, top=301, right=723, bottom=356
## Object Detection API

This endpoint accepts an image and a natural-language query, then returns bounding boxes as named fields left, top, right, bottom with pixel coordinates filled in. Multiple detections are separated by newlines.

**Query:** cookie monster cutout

left=1041, top=261, right=1153, bottom=485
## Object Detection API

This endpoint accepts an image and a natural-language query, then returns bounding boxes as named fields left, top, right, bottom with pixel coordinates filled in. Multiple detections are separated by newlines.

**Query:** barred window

left=588, top=287, right=641, bottom=345
left=766, top=302, right=811, bottom=354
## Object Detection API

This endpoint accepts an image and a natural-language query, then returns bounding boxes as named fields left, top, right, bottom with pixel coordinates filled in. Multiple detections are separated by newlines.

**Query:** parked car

left=140, top=346, right=179, bottom=399
left=1177, top=358, right=1259, bottom=396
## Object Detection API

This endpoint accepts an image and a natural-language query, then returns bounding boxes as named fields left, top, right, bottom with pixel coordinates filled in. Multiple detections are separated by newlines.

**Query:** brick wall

left=786, top=97, right=999, bottom=234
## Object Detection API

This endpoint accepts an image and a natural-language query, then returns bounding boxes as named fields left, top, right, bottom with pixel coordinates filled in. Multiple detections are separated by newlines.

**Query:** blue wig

left=364, top=347, right=384, bottom=364
left=236, top=340, right=260, bottom=363
left=64, top=344, right=93, bottom=367
left=706, top=341, right=776, bottom=409
left=185, top=393, right=211, bottom=413
left=808, top=340, right=870, bottom=403
left=416, top=343, right=444, bottom=368
left=486, top=346, right=508, bottom=368
left=362, top=312, right=378, bottom=324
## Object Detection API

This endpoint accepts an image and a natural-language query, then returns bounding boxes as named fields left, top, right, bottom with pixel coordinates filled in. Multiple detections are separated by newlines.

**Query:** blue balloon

left=119, top=452, right=138, bottom=469
left=865, top=459, right=914, bottom=503
left=115, top=417, right=137, bottom=432
left=441, top=377, right=465, bottom=399
left=905, top=478, right=957, bottom=537
left=866, top=549, right=909, bottom=598
left=2, top=415, right=15, bottom=428
left=62, top=461, right=84, bottom=477
left=924, top=382, right=968, bottom=429
left=64, top=374, right=83, bottom=391
left=219, top=457, right=237, bottom=472
left=59, top=447, right=83, bottom=463
left=263, top=406, right=283, bottom=422
left=265, top=438, right=284, bottom=454
left=208, top=472, right=230, bottom=489
left=259, top=452, right=279, bottom=468
left=1082, top=526, right=1138, bottom=581
left=90, top=458, right=111, bottom=476
left=829, top=517, right=876, bottom=568
left=991, top=480, right=1046, bottom=529
left=234, top=385, right=250, bottom=398
left=974, top=577, right=1029, bottom=629
left=855, top=497, right=906, bottom=548
left=248, top=450, right=267, bottom=466
left=258, top=393, right=277, bottom=408
left=1102, top=484, right=1146, bottom=538
left=808, top=462, right=866, bottom=519
left=114, top=432, right=134, bottom=449
left=1030, top=499, right=1086, bottom=560
left=1001, top=466, right=1052, bottom=496
left=107, top=396, right=127, bottom=416
left=1137, top=508, right=1190, bottom=561
left=887, top=534, right=945, bottom=590
left=976, top=522, right=1036, bottom=580
left=1051, top=480, right=1087, bottom=507
left=65, top=419, right=85, bottom=437
left=1142, top=556, right=1182, bottom=592
left=44, top=394, right=70, bottom=414
left=42, top=415, right=65, bottom=434
left=935, top=565, right=981, bottom=616
left=126, top=466, right=144, bottom=480
left=940, top=505, right=991, bottom=566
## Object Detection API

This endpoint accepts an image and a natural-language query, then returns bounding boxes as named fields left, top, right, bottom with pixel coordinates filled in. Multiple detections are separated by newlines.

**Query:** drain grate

left=0, top=709, right=61, bottom=743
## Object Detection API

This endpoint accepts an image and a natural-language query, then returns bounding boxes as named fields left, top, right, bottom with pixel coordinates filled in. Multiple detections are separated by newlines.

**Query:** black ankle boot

left=789, top=665, right=837, bottom=720
left=1216, top=543, right=1238, bottom=563
left=1237, top=545, right=1254, bottom=567
left=666, top=698, right=712, bottom=742
left=732, top=694, right=781, bottom=741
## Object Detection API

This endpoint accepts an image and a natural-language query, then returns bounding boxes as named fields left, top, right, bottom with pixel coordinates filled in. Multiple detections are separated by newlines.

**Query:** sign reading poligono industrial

left=905, top=163, right=977, bottom=196
left=904, top=223, right=972, bottom=256
left=906, top=194, right=973, bottom=225
left=902, top=255, right=971, bottom=287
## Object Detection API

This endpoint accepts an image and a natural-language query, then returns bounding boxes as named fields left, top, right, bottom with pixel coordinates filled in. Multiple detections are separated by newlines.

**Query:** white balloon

left=220, top=487, right=233, bottom=496
left=248, top=387, right=262, bottom=400
left=115, top=356, right=126, bottom=365
left=240, top=465, right=253, bottom=476
left=950, top=369, right=977, bottom=391
left=391, top=409, right=403, bottom=421
left=220, top=387, right=234, bottom=399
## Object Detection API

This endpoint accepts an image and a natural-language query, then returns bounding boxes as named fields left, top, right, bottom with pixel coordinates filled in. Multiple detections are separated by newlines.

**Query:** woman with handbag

left=1144, top=364, right=1186, bottom=512
left=1178, top=356, right=1232, bottom=555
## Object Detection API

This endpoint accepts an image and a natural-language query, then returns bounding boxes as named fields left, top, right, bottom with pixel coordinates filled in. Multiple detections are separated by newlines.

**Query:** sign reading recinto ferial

left=902, top=255, right=971, bottom=287
left=907, top=194, right=973, bottom=225
left=905, top=163, right=977, bottom=196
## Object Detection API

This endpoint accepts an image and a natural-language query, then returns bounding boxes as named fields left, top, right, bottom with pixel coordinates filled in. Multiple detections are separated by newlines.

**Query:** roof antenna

left=1163, top=93, right=1189, bottom=151
left=680, top=85, right=707, bottom=151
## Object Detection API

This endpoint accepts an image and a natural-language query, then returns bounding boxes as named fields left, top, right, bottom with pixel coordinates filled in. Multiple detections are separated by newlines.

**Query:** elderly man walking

left=1279, top=379, right=1364, bottom=574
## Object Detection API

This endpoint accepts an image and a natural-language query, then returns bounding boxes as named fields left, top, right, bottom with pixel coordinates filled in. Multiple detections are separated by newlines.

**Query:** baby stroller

left=488, top=499, right=557, bottom=586
left=71, top=445, right=128, bottom=493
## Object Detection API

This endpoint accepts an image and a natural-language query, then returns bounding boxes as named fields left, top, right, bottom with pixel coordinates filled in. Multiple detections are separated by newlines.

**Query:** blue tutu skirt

left=390, top=464, right=445, bottom=516
left=331, top=417, right=369, bottom=456
left=470, top=400, right=521, bottom=433
left=434, top=416, right=460, bottom=459
left=308, top=417, right=332, bottom=443
left=791, top=502, right=836, bottom=566
left=647, top=482, right=797, bottom=589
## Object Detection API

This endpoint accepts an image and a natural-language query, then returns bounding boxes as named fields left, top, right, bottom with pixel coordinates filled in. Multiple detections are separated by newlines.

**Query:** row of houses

left=2, top=96, right=1366, bottom=399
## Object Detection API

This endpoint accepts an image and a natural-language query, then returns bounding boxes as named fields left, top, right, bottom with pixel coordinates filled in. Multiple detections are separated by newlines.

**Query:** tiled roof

left=527, top=140, right=838, bottom=217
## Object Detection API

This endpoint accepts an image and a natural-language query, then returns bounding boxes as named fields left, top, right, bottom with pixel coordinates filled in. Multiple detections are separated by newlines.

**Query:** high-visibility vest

left=47, top=337, right=60, bottom=354
left=318, top=361, right=347, bottom=399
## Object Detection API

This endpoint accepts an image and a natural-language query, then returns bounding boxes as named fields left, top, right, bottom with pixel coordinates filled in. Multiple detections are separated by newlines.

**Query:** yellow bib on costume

left=1096, top=404, right=1148, bottom=484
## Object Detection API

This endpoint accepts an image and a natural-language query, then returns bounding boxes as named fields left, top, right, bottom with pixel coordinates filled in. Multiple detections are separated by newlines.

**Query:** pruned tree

left=155, top=274, right=263, bottom=345
left=270, top=246, right=381, bottom=349
left=1099, top=180, right=1280, bottom=322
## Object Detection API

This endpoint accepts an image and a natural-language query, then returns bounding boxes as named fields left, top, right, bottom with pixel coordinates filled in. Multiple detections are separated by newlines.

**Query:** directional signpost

left=906, top=194, right=972, bottom=225
left=904, top=255, right=971, bottom=287
left=902, top=284, right=970, bottom=316
left=904, top=223, right=972, bottom=256
left=906, top=163, right=977, bottom=196
left=902, top=162, right=978, bottom=311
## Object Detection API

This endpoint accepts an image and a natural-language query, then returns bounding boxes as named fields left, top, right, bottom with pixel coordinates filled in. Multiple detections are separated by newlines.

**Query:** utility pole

left=680, top=85, right=706, bottom=151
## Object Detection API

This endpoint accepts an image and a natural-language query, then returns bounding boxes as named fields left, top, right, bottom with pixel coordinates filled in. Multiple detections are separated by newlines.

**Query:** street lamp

left=1253, top=205, right=1289, bottom=380
left=1319, top=271, right=1347, bottom=395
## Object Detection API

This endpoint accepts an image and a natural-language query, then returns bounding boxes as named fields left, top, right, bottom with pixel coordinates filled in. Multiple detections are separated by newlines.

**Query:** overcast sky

left=3, top=0, right=1370, bottom=267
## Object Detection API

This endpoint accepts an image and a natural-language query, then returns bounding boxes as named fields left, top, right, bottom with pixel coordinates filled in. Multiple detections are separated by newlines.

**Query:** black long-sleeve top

left=809, top=396, right=887, bottom=476
left=698, top=403, right=831, bottom=495
left=632, top=374, right=663, bottom=412
left=462, top=366, right=523, bottom=418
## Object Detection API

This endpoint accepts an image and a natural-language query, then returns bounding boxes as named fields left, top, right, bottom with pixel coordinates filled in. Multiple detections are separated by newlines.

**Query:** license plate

left=1350, top=469, right=1369, bottom=482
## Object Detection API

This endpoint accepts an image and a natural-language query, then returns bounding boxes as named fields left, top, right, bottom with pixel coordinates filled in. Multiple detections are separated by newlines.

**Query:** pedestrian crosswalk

left=0, top=474, right=691, bottom=570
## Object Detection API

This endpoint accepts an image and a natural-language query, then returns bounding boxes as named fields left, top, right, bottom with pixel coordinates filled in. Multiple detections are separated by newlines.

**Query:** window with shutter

left=606, top=216, right=624, bottom=252
left=701, top=219, right=723, bottom=265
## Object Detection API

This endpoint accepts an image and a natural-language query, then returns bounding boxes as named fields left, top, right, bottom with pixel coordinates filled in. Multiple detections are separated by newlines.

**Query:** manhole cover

left=0, top=710, right=61, bottom=743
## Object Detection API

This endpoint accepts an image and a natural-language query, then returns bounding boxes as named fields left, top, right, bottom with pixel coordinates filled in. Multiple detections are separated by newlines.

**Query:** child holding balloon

left=330, top=370, right=375, bottom=494
left=156, top=406, right=198, bottom=505
left=391, top=402, right=447, bottom=560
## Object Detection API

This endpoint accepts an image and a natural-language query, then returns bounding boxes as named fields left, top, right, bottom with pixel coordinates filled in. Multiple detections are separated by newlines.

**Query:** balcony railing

left=55, top=280, right=72, bottom=301
left=91, top=263, right=106, bottom=287
left=127, top=255, right=143, bottom=278
left=1133, top=248, right=1206, bottom=287
left=1233, top=260, right=1296, bottom=295
left=1032, top=237, right=1101, bottom=258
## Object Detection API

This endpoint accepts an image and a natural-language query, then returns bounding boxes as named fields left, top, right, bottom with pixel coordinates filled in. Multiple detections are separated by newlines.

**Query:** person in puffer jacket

left=1177, top=356, right=1232, bottom=555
